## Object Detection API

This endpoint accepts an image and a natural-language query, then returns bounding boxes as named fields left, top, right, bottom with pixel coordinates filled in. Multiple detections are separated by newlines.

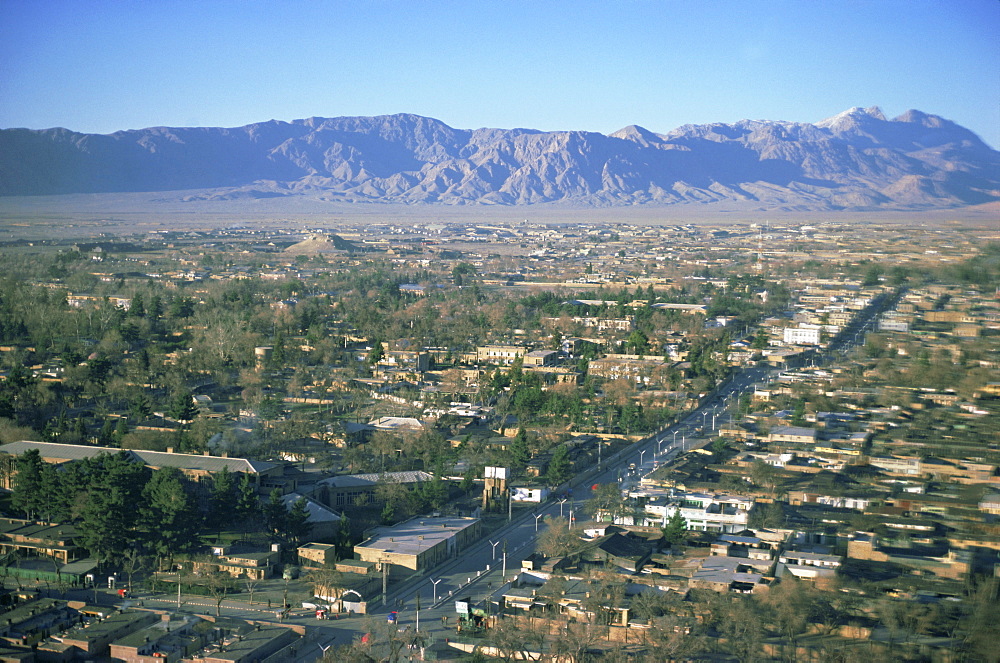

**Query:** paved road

left=372, top=286, right=899, bottom=626
left=87, top=290, right=899, bottom=658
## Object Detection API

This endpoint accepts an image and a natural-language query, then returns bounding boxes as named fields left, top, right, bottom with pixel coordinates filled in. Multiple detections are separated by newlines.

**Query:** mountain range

left=2, top=107, right=998, bottom=211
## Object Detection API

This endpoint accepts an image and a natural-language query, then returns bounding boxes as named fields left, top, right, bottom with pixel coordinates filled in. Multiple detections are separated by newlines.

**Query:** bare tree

left=480, top=616, right=544, bottom=663
left=200, top=571, right=237, bottom=617
left=243, top=576, right=262, bottom=606
left=121, top=548, right=147, bottom=595
left=537, top=516, right=584, bottom=558
left=717, top=596, right=765, bottom=663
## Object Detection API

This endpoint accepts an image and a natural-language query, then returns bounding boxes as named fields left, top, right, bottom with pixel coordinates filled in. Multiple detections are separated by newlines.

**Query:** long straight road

left=378, top=287, right=901, bottom=625
left=238, top=289, right=901, bottom=655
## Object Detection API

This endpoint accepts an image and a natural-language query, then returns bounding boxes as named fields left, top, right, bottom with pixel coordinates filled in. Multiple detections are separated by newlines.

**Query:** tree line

left=6, top=449, right=314, bottom=570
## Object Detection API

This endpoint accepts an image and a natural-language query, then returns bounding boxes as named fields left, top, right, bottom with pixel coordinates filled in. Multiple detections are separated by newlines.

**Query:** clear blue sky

left=2, top=0, right=998, bottom=147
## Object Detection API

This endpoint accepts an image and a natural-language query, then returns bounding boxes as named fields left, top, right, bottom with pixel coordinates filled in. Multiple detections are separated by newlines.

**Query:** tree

left=750, top=460, right=779, bottom=493
left=263, top=488, right=287, bottom=535
left=285, top=496, right=312, bottom=546
left=235, top=472, right=262, bottom=536
left=366, top=341, right=384, bottom=367
left=625, top=329, right=649, bottom=355
left=79, top=485, right=132, bottom=568
left=586, top=483, right=628, bottom=523
left=481, top=616, right=544, bottom=663
left=418, top=475, right=449, bottom=510
left=507, top=429, right=530, bottom=470
left=537, top=516, right=584, bottom=558
left=206, top=467, right=235, bottom=534
left=751, top=327, right=769, bottom=350
left=11, top=449, right=46, bottom=519
left=452, top=262, right=477, bottom=287
left=121, top=547, right=147, bottom=595
left=168, top=390, right=198, bottom=423
left=717, top=596, right=765, bottom=663
left=201, top=571, right=237, bottom=617
left=140, top=467, right=202, bottom=567
left=545, top=445, right=572, bottom=487
left=78, top=452, right=148, bottom=567
left=761, top=577, right=813, bottom=648
left=662, top=510, right=688, bottom=547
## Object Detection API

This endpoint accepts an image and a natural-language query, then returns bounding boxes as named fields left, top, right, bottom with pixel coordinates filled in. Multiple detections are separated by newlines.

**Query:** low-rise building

left=476, top=345, right=526, bottom=365
left=354, top=516, right=481, bottom=573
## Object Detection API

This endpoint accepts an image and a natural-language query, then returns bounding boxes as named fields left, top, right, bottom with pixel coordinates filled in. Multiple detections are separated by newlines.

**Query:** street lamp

left=430, top=578, right=442, bottom=604
left=490, top=540, right=500, bottom=561
left=558, top=498, right=567, bottom=518
left=673, top=430, right=679, bottom=448
left=640, top=450, right=646, bottom=467
left=535, top=513, right=544, bottom=532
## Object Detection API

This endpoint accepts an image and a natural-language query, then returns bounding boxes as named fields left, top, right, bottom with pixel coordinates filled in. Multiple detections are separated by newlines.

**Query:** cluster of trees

left=7, top=450, right=311, bottom=569
left=373, top=575, right=997, bottom=663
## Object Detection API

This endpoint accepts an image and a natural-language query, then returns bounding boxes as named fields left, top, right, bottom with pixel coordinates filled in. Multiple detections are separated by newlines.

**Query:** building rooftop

left=0, top=441, right=276, bottom=475
left=319, top=470, right=434, bottom=488
left=356, top=516, right=479, bottom=557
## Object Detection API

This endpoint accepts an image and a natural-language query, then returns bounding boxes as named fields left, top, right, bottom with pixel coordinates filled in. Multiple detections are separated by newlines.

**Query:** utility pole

left=381, top=557, right=389, bottom=607
left=415, top=592, right=421, bottom=632
left=502, top=540, right=507, bottom=580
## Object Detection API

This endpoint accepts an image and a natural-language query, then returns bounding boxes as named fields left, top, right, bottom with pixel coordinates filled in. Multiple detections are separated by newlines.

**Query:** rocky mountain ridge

left=2, top=106, right=997, bottom=210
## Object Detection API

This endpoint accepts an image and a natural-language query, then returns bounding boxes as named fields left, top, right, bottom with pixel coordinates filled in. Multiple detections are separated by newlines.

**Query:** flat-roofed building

left=523, top=350, right=560, bottom=367
left=476, top=345, right=526, bottom=365
left=298, top=542, right=337, bottom=568
left=354, top=516, right=480, bottom=572
left=767, top=426, right=818, bottom=445
left=783, top=325, right=822, bottom=345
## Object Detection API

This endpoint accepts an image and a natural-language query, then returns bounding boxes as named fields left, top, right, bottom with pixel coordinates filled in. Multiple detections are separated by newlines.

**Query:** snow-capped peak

left=815, top=106, right=886, bottom=129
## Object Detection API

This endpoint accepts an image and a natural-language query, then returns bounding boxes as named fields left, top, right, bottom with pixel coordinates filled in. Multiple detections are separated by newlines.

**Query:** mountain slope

left=2, top=107, right=997, bottom=210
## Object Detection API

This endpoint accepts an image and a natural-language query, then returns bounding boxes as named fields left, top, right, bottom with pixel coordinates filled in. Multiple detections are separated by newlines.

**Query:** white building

left=624, top=489, right=755, bottom=534
left=783, top=325, right=822, bottom=345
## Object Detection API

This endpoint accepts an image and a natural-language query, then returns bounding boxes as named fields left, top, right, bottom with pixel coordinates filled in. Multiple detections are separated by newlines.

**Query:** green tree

left=10, top=449, right=46, bottom=519
left=235, top=472, right=261, bottom=534
left=546, top=445, right=572, bottom=487
left=207, top=467, right=236, bottom=532
left=263, top=488, right=287, bottom=535
left=140, top=468, right=202, bottom=566
left=586, top=483, right=629, bottom=523
left=366, top=341, right=384, bottom=366
left=79, top=486, right=132, bottom=567
left=168, top=390, right=198, bottom=423
left=78, top=452, right=148, bottom=568
left=507, top=429, right=530, bottom=470
left=710, top=437, right=728, bottom=456
left=128, top=393, right=153, bottom=422
left=285, top=496, right=312, bottom=545
left=625, top=329, right=649, bottom=355
left=420, top=475, right=449, bottom=510
left=662, top=510, right=688, bottom=547
left=452, top=262, right=477, bottom=286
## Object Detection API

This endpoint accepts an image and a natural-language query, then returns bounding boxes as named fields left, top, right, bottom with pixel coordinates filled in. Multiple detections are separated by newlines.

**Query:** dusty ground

left=1, top=191, right=997, bottom=241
